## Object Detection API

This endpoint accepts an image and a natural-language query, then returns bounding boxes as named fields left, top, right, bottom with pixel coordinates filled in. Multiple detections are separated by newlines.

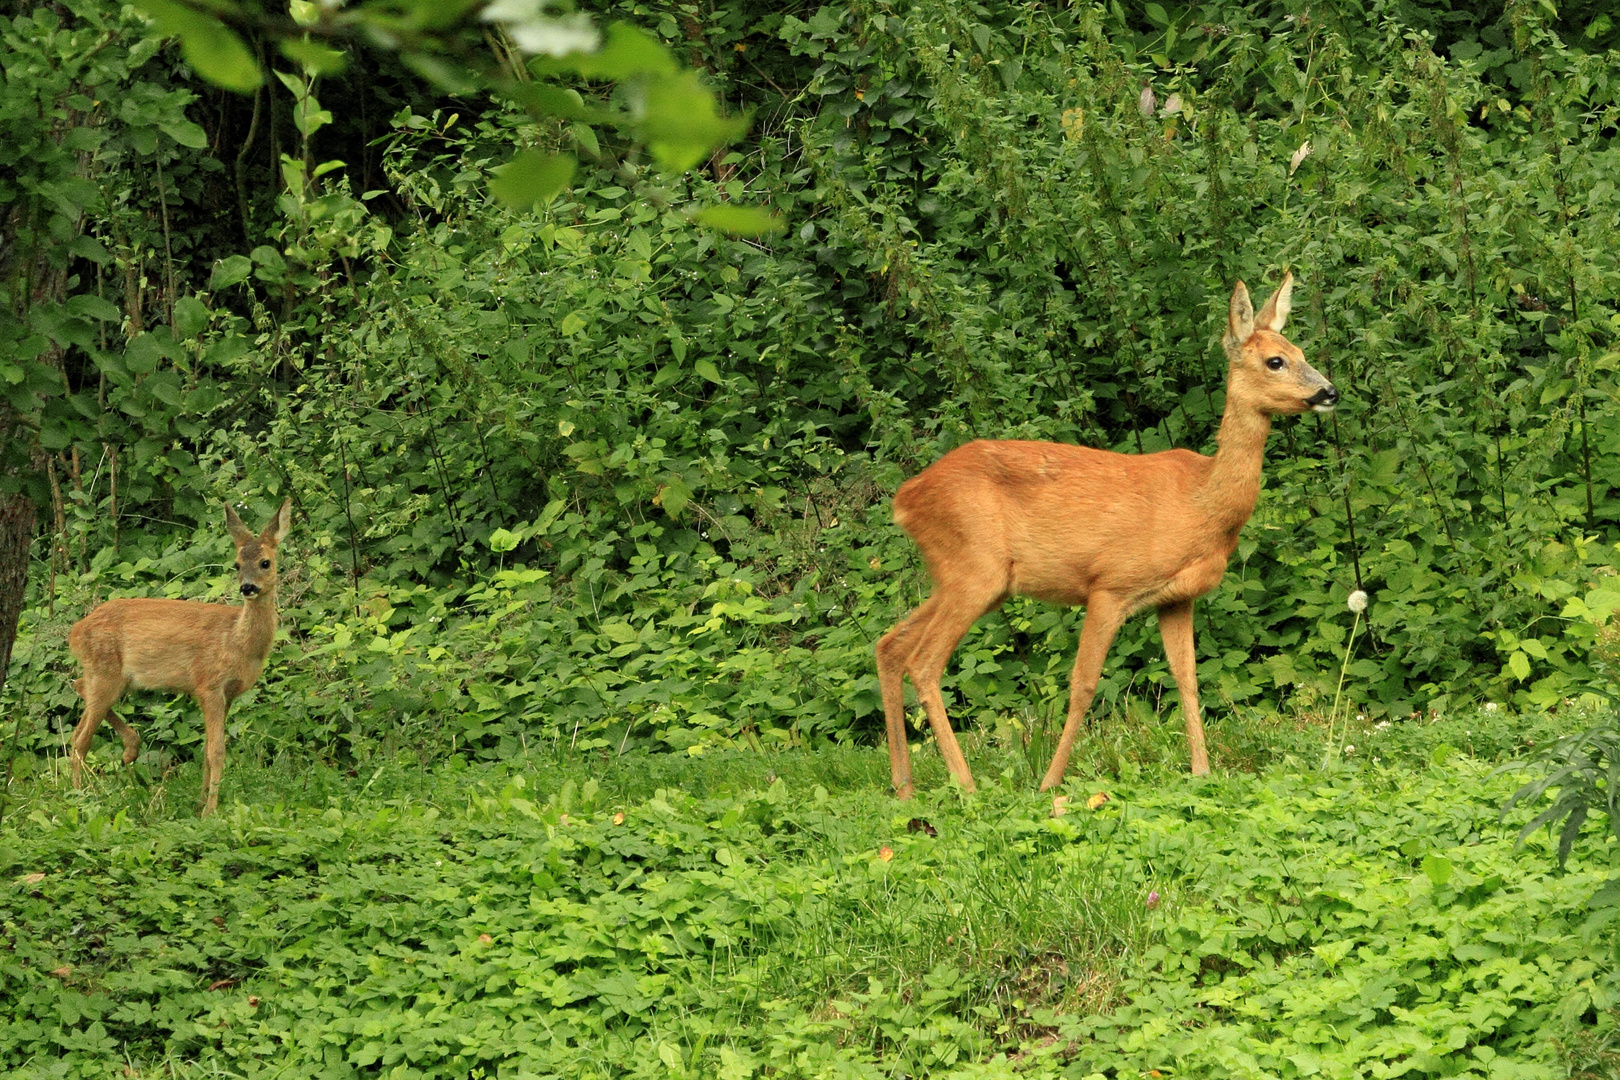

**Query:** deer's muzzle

left=1307, top=385, right=1339, bottom=413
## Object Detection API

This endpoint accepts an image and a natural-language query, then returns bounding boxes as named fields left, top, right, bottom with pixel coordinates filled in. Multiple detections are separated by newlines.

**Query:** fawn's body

left=68, top=499, right=292, bottom=816
left=878, top=274, right=1337, bottom=797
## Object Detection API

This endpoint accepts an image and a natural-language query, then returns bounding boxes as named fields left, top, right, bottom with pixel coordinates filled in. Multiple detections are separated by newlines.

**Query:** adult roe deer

left=877, top=273, right=1337, bottom=798
left=68, top=498, right=293, bottom=816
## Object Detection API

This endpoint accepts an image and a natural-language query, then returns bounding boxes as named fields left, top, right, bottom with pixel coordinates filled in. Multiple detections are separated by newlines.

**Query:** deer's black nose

left=240, top=583, right=260, bottom=597
left=1307, top=385, right=1339, bottom=409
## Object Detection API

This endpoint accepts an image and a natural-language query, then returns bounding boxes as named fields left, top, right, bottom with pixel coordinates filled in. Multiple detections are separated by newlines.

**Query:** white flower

left=1289, top=140, right=1313, bottom=176
left=1347, top=589, right=1368, bottom=614
left=481, top=0, right=601, bottom=56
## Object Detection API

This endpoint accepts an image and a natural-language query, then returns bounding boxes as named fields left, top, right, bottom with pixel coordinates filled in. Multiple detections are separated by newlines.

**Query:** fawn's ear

left=1255, top=271, right=1293, bottom=332
left=225, top=504, right=255, bottom=547
left=1226, top=280, right=1255, bottom=347
left=262, top=498, right=293, bottom=545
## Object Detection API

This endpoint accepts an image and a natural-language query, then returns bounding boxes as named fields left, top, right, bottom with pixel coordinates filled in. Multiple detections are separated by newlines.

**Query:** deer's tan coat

left=67, top=499, right=292, bottom=815
left=877, top=275, right=1337, bottom=797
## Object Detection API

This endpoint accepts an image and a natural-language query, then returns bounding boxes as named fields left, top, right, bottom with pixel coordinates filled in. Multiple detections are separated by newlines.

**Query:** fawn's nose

left=1307, top=385, right=1339, bottom=412
left=240, top=582, right=260, bottom=597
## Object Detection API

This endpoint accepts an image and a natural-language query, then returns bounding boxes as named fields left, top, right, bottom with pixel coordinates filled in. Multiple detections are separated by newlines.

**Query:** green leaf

left=1421, top=854, right=1453, bottom=887
left=173, top=296, right=210, bottom=340
left=693, top=358, right=722, bottom=385
left=489, top=151, right=576, bottom=209
left=536, top=22, right=676, bottom=79
left=691, top=205, right=787, bottom=236
left=488, top=528, right=520, bottom=553
left=1508, top=650, right=1531, bottom=682
left=138, top=0, right=263, bottom=93
left=572, top=123, right=601, bottom=159
left=1144, top=3, right=1171, bottom=27
left=209, top=255, right=253, bottom=291
left=65, top=295, right=121, bottom=322
left=658, top=478, right=692, bottom=516
left=159, top=118, right=208, bottom=149
left=638, top=72, right=748, bottom=172
left=280, top=38, right=349, bottom=75
left=69, top=236, right=111, bottom=265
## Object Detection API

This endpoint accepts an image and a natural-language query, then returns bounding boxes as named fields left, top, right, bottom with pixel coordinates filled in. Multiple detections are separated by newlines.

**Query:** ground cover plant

left=5, top=706, right=1620, bottom=1078
left=7, top=1, right=1620, bottom=1077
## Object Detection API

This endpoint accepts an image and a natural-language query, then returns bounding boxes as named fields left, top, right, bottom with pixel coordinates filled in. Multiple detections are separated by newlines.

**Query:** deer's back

left=70, top=598, right=251, bottom=693
left=893, top=439, right=1222, bottom=604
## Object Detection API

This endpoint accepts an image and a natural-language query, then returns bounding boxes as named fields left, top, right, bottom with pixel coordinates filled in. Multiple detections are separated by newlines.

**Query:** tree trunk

left=0, top=489, right=36, bottom=697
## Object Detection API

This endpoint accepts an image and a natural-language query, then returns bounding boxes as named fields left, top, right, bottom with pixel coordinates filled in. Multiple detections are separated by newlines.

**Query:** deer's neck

left=233, top=591, right=279, bottom=662
left=1201, top=403, right=1273, bottom=534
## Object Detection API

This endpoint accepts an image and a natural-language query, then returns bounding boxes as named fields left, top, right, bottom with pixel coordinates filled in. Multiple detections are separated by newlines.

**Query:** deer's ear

left=1255, top=271, right=1293, bottom=332
left=225, top=504, right=255, bottom=547
left=263, top=498, right=293, bottom=545
left=1227, top=280, right=1255, bottom=345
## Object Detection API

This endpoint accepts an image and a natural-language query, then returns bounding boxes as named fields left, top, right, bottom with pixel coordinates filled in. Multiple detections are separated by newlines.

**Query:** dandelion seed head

left=1347, top=589, right=1368, bottom=614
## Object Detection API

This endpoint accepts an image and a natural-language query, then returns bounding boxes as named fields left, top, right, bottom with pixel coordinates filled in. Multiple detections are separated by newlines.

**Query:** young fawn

left=877, top=274, right=1337, bottom=798
left=68, top=498, right=292, bottom=816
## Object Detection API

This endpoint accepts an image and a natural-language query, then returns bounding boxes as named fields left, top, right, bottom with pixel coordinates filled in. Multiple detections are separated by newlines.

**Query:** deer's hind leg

left=69, top=670, right=131, bottom=787
left=894, top=578, right=1008, bottom=795
left=877, top=596, right=942, bottom=799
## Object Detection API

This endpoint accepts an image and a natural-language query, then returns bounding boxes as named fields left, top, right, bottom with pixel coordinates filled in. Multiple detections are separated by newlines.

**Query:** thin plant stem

left=1326, top=610, right=1363, bottom=767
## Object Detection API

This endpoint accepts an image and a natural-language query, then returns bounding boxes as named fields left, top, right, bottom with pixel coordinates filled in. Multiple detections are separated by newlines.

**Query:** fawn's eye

left=259, top=559, right=271, bottom=569
left=1265, top=356, right=1285, bottom=371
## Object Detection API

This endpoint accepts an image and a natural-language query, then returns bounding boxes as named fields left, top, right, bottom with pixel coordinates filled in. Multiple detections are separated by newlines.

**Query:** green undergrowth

left=3, top=708, right=1619, bottom=1079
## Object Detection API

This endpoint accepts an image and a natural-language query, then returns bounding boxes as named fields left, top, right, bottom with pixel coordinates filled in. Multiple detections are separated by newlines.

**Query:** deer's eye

left=259, top=559, right=271, bottom=570
left=1266, top=356, right=1285, bottom=371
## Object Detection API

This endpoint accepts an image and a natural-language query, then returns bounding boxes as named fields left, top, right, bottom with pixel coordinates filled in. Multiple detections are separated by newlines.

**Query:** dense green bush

left=6, top=0, right=1620, bottom=769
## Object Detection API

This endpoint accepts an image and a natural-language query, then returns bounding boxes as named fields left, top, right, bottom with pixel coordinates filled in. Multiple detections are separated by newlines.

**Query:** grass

left=2, top=704, right=1618, bottom=1078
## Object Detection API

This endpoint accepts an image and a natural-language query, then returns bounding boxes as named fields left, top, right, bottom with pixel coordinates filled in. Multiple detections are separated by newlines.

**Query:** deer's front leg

left=198, top=689, right=230, bottom=817
left=1158, top=599, right=1210, bottom=776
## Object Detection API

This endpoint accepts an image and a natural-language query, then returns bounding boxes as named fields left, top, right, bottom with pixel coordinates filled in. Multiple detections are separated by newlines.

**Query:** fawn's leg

left=198, top=689, right=230, bottom=817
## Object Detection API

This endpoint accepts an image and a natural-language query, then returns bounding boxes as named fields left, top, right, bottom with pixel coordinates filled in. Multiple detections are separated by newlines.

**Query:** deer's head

left=1223, top=273, right=1338, bottom=416
left=225, top=498, right=292, bottom=600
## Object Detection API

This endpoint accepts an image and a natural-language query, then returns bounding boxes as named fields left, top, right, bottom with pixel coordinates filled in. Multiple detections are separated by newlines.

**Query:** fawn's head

left=1223, top=272, right=1338, bottom=416
left=225, top=498, right=292, bottom=600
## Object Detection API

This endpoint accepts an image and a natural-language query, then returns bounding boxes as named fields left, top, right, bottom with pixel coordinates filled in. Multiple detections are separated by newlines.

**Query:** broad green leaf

left=1508, top=650, right=1531, bottom=681
left=160, top=118, right=208, bottom=149
left=490, top=151, right=576, bottom=209
left=535, top=22, right=676, bottom=79
left=693, top=358, right=722, bottom=384
left=173, top=296, right=210, bottom=340
left=68, top=236, right=111, bottom=265
left=280, top=39, right=348, bottom=74
left=209, top=255, right=253, bottom=291
left=65, top=295, right=121, bottom=322
left=488, top=528, right=520, bottom=553
left=572, top=123, right=601, bottom=159
left=138, top=0, right=262, bottom=93
left=658, top=478, right=692, bottom=516
left=638, top=72, right=748, bottom=172
left=1421, top=854, right=1453, bottom=887
left=691, top=205, right=787, bottom=236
